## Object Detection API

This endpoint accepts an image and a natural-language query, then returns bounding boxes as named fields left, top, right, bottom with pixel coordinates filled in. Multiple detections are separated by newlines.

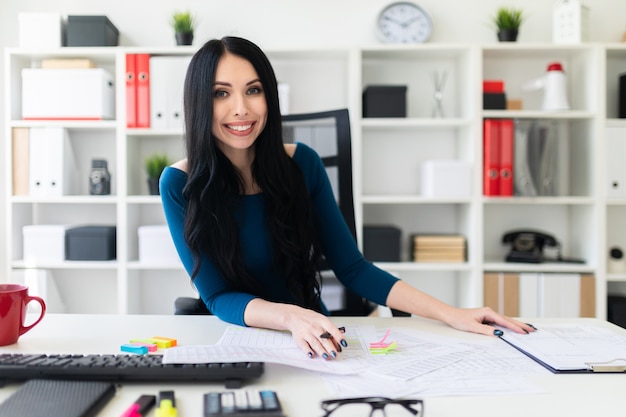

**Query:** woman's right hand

left=244, top=299, right=347, bottom=359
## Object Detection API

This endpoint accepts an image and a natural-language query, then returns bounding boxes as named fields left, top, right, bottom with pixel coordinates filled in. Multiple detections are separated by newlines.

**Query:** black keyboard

left=0, top=354, right=264, bottom=389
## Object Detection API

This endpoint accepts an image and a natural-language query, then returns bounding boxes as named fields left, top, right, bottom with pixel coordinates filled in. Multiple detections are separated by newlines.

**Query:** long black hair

left=182, top=36, right=322, bottom=312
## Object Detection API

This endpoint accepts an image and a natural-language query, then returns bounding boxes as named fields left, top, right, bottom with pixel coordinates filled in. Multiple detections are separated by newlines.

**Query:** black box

left=65, top=226, right=116, bottom=260
left=483, top=92, right=506, bottom=110
left=363, top=225, right=401, bottom=262
left=363, top=86, right=407, bottom=118
left=608, top=295, right=626, bottom=329
left=617, top=72, right=626, bottom=119
left=66, top=16, right=119, bottom=47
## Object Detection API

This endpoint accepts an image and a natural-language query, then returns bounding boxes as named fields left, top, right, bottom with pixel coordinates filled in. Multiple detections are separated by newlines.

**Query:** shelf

left=3, top=43, right=616, bottom=317
left=482, top=110, right=594, bottom=119
left=483, top=196, right=595, bottom=205
left=12, top=260, right=119, bottom=270
left=361, top=195, right=472, bottom=204
left=483, top=261, right=595, bottom=274
left=361, top=118, right=472, bottom=129
left=374, top=262, right=472, bottom=272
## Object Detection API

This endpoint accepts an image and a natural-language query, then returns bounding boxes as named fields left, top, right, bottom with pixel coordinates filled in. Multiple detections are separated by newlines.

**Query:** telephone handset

left=502, top=229, right=584, bottom=263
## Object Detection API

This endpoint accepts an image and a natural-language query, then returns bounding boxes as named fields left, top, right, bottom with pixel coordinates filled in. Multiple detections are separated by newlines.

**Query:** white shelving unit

left=4, top=43, right=625, bottom=317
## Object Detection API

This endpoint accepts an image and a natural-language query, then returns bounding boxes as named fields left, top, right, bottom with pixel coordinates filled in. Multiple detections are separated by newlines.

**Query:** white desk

left=1, top=314, right=626, bottom=417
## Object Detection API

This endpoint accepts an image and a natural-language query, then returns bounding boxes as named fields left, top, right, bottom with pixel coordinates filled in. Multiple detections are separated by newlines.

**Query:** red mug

left=0, top=284, right=46, bottom=346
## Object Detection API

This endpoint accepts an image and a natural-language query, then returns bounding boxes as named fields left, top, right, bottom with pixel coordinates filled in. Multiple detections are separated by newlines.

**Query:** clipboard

left=0, top=379, right=115, bottom=417
left=497, top=323, right=626, bottom=374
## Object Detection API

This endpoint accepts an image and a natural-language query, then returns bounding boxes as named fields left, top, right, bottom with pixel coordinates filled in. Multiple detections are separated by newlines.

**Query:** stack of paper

left=412, top=234, right=466, bottom=263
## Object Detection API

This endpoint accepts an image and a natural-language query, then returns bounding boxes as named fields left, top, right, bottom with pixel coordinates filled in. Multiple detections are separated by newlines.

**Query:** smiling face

left=211, top=52, right=268, bottom=161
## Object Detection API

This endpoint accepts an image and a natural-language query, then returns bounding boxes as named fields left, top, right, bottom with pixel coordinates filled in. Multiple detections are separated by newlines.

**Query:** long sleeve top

left=160, top=142, right=399, bottom=325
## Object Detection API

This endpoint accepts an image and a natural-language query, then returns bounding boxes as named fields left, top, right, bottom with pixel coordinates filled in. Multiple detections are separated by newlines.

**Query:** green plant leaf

left=170, top=11, right=196, bottom=34
left=145, top=153, right=171, bottom=179
left=492, top=7, right=524, bottom=31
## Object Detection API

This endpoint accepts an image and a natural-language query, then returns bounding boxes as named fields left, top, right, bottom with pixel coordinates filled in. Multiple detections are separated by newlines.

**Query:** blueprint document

left=162, top=325, right=548, bottom=396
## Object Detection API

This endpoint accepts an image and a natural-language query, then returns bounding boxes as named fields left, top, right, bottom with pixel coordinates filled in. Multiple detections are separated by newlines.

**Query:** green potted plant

left=170, top=11, right=197, bottom=46
left=145, top=153, right=171, bottom=195
left=491, top=7, right=524, bottom=42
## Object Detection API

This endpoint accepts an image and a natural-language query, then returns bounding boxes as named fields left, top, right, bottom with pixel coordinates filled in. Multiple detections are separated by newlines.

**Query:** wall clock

left=376, top=2, right=433, bottom=44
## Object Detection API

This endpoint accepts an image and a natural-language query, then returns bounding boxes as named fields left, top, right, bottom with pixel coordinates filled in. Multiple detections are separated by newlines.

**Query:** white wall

left=0, top=0, right=624, bottom=273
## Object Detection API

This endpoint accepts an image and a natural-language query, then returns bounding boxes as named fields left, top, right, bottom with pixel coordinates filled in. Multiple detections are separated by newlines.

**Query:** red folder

left=125, top=54, right=137, bottom=128
left=136, top=54, right=151, bottom=128
left=499, top=119, right=514, bottom=196
left=483, top=119, right=500, bottom=196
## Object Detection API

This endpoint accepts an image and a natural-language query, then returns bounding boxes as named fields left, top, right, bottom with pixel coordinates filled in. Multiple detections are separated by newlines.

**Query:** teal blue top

left=160, top=143, right=399, bottom=325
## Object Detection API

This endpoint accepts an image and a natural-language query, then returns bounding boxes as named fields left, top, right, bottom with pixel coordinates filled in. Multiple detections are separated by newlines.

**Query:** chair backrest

left=282, top=109, right=373, bottom=316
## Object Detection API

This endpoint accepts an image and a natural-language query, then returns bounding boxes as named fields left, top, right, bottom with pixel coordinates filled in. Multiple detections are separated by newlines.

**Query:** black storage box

left=619, top=73, right=626, bottom=118
left=363, top=225, right=401, bottom=262
left=363, top=86, right=407, bottom=118
left=66, top=15, right=119, bottom=47
left=483, top=92, right=507, bottom=110
left=608, top=295, right=626, bottom=329
left=65, top=225, right=116, bottom=260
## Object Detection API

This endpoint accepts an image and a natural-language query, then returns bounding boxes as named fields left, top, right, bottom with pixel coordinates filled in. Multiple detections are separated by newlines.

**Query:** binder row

left=483, top=118, right=562, bottom=197
left=125, top=54, right=190, bottom=129
left=483, top=119, right=514, bottom=196
left=12, top=127, right=78, bottom=197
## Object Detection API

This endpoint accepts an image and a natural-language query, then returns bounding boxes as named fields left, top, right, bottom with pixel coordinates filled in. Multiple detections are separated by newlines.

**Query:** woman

left=160, top=36, right=533, bottom=360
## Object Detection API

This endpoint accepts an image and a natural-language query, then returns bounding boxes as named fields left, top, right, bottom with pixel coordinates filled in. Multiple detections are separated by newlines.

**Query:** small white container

left=23, top=225, right=69, bottom=263
left=421, top=160, right=472, bottom=198
left=138, top=225, right=180, bottom=264
left=19, top=13, right=64, bottom=48
left=22, top=68, right=115, bottom=120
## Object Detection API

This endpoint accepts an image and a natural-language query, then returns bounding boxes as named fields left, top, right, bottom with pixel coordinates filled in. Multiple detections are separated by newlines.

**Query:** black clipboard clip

left=586, top=358, right=626, bottom=372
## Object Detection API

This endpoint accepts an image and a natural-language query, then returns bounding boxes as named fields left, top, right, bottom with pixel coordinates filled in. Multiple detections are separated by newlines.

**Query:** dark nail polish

left=322, top=353, right=329, bottom=359
left=526, top=323, right=537, bottom=330
left=340, top=339, right=348, bottom=347
left=338, top=345, right=342, bottom=353
left=523, top=328, right=529, bottom=334
left=331, top=351, right=337, bottom=358
left=338, top=327, right=346, bottom=332
left=494, top=329, right=504, bottom=336
left=307, top=352, right=313, bottom=358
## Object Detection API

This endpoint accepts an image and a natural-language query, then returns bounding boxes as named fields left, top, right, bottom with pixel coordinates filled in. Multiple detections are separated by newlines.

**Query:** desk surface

left=1, top=314, right=626, bottom=417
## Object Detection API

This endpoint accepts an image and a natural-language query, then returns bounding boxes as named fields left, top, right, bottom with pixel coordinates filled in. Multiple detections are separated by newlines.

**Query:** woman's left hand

left=444, top=306, right=535, bottom=336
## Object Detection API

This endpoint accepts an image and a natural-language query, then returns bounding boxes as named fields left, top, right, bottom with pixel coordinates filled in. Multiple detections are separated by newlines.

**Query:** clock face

left=377, top=2, right=433, bottom=44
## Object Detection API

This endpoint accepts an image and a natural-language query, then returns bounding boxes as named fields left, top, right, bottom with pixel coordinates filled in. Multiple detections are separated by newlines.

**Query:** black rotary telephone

left=502, top=229, right=584, bottom=264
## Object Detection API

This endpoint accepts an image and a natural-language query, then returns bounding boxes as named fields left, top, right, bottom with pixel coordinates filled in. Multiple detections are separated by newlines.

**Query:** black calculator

left=204, top=389, right=285, bottom=417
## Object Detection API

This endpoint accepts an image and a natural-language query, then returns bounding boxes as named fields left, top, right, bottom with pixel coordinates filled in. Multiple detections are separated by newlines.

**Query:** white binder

left=149, top=56, right=191, bottom=129
left=28, top=127, right=78, bottom=197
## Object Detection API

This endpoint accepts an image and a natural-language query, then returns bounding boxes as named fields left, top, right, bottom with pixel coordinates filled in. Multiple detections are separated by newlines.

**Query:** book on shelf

left=413, top=250, right=466, bottom=262
left=411, top=234, right=466, bottom=262
left=41, top=58, right=96, bottom=69
left=12, top=127, right=29, bottom=196
left=412, top=234, right=466, bottom=246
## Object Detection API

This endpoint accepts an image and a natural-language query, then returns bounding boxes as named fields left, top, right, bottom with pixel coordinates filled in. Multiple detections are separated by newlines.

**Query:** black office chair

left=174, top=109, right=377, bottom=316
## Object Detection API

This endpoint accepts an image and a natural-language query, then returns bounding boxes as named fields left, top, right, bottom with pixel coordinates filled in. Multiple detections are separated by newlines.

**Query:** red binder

left=499, top=119, right=514, bottom=196
left=136, top=54, right=151, bottom=128
left=483, top=119, right=500, bottom=196
left=125, top=54, right=137, bottom=128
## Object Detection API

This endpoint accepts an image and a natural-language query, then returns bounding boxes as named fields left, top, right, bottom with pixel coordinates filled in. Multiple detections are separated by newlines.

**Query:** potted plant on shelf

left=491, top=6, right=524, bottom=42
left=145, top=153, right=171, bottom=195
left=170, top=10, right=197, bottom=46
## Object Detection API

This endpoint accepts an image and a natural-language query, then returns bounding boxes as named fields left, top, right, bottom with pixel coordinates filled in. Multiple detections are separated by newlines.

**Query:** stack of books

left=411, top=234, right=466, bottom=263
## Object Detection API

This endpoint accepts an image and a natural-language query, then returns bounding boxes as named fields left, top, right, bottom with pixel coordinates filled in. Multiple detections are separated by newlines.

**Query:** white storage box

left=421, top=160, right=472, bottom=198
left=19, top=13, right=64, bottom=48
left=23, top=225, right=69, bottom=263
left=138, top=225, right=179, bottom=264
left=22, top=68, right=115, bottom=120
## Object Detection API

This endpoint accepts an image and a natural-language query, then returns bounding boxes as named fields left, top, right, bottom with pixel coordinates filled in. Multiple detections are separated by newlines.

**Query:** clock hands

left=382, top=14, right=425, bottom=29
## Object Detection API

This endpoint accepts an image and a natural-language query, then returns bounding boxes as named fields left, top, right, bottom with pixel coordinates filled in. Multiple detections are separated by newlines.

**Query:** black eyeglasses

left=321, top=396, right=424, bottom=417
